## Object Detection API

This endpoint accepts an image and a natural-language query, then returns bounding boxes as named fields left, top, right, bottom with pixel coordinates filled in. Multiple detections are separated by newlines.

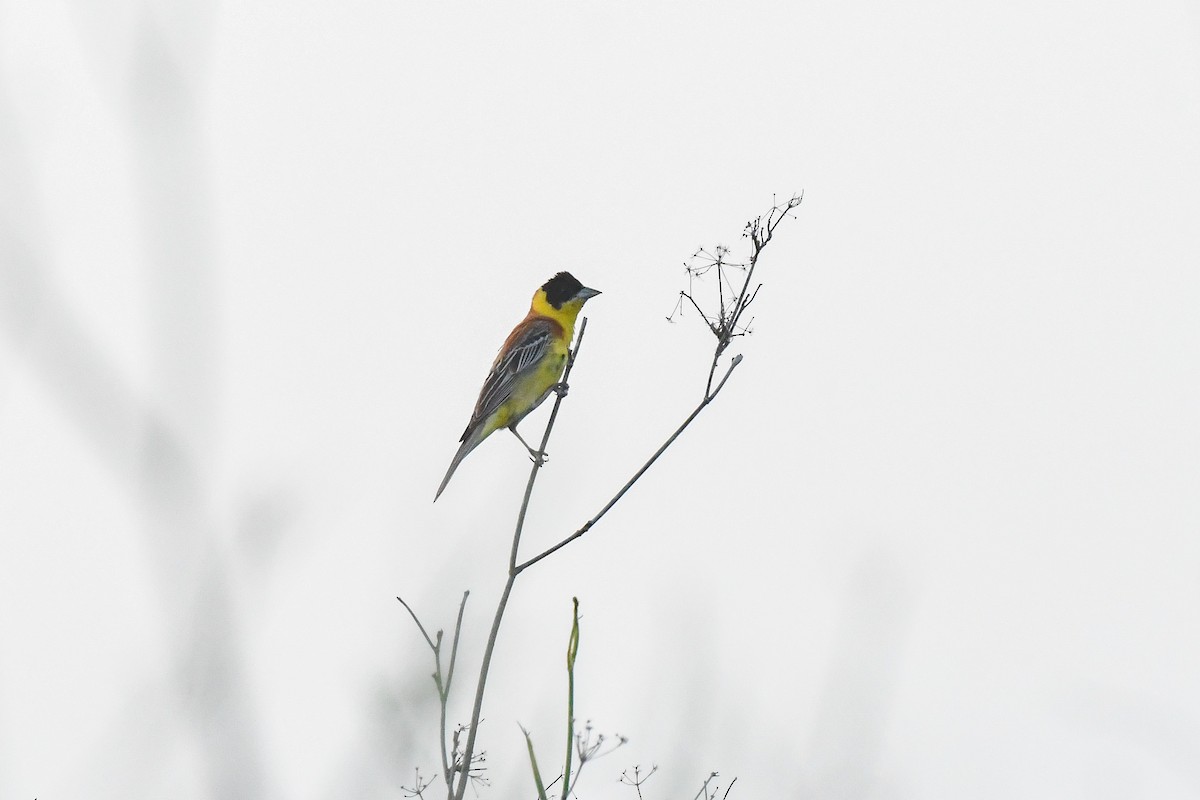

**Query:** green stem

left=522, top=726, right=549, bottom=800
left=562, top=598, right=580, bottom=799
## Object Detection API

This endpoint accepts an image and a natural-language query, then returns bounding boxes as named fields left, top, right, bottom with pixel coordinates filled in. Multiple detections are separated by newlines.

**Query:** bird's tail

left=434, top=427, right=486, bottom=502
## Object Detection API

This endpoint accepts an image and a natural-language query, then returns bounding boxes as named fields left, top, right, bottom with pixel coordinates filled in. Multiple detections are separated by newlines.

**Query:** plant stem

left=561, top=598, right=580, bottom=800
left=514, top=354, right=742, bottom=575
left=451, top=320, right=589, bottom=800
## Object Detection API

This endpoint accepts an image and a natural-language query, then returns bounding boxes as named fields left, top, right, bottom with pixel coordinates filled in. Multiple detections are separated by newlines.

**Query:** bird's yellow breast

left=484, top=343, right=568, bottom=435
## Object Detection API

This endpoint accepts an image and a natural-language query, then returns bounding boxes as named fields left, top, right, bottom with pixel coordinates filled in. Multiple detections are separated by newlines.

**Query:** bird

left=435, top=271, right=602, bottom=501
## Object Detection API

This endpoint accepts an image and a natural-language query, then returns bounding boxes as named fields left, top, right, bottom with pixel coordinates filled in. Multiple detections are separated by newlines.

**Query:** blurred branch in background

left=619, top=765, right=659, bottom=800
left=397, top=592, right=470, bottom=790
left=0, top=3, right=268, bottom=796
left=692, top=772, right=737, bottom=800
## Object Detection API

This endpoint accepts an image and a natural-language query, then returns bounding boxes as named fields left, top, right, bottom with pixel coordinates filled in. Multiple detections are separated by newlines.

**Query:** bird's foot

left=510, top=426, right=547, bottom=465
left=553, top=381, right=570, bottom=399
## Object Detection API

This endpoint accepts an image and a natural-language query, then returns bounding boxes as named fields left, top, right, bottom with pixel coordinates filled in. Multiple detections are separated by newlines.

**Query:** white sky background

left=1, top=0, right=1198, bottom=798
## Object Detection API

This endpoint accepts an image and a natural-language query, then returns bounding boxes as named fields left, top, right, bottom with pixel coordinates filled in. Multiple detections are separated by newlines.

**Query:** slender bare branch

left=397, top=596, right=438, bottom=653
left=693, top=772, right=719, bottom=800
left=710, top=354, right=743, bottom=400
left=397, top=591, right=471, bottom=792
left=439, top=591, right=469, bottom=789
left=401, top=766, right=435, bottom=798
left=619, top=765, right=658, bottom=800
left=443, top=591, right=469, bottom=701
left=679, top=291, right=716, bottom=330
left=515, top=336, right=745, bottom=575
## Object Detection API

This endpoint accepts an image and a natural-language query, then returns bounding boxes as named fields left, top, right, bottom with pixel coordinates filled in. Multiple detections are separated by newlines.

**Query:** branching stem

left=515, top=353, right=741, bottom=575
left=397, top=591, right=470, bottom=792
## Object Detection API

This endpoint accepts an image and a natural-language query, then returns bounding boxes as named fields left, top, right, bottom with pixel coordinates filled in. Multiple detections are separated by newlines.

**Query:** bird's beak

left=577, top=286, right=602, bottom=300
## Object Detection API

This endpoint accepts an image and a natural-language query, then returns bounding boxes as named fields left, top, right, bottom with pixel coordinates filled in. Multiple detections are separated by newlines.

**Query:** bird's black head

left=541, top=272, right=585, bottom=309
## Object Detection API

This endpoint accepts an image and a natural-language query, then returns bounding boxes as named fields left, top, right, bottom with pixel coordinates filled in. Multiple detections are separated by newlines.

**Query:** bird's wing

left=460, top=315, right=560, bottom=441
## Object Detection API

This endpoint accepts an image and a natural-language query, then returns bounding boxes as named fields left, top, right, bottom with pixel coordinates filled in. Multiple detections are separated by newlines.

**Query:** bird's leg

left=509, top=426, right=547, bottom=466
left=553, top=381, right=569, bottom=399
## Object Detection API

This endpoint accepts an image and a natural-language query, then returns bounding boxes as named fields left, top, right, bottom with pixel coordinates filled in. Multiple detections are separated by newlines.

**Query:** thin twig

left=443, top=591, right=469, bottom=701
left=439, top=591, right=469, bottom=789
left=710, top=354, right=742, bottom=399
left=704, top=347, right=722, bottom=399
left=397, top=596, right=438, bottom=655
left=680, top=291, right=714, bottom=329
left=397, top=591, right=471, bottom=792
left=401, top=766, right=434, bottom=798
left=515, top=353, right=741, bottom=575
left=619, top=765, right=657, bottom=800
left=693, top=772, right=719, bottom=800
